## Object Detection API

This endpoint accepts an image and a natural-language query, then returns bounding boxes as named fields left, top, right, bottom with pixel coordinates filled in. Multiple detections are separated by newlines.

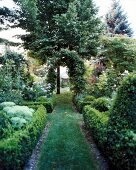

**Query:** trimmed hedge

left=82, top=74, right=136, bottom=170
left=0, top=105, right=47, bottom=170
left=73, top=95, right=95, bottom=113
left=107, top=74, right=136, bottom=170
left=91, top=97, right=110, bottom=112
left=22, top=100, right=53, bottom=113
left=83, top=105, right=109, bottom=149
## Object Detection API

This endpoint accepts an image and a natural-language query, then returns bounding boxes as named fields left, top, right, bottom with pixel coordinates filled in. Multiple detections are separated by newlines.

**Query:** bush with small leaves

left=107, top=73, right=136, bottom=170
left=0, top=111, right=13, bottom=139
left=83, top=105, right=109, bottom=149
left=36, top=96, right=48, bottom=102
left=0, top=105, right=47, bottom=170
left=91, top=97, right=110, bottom=112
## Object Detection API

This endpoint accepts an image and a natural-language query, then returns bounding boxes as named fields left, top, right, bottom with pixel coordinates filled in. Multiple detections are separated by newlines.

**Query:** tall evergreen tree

left=105, top=0, right=133, bottom=37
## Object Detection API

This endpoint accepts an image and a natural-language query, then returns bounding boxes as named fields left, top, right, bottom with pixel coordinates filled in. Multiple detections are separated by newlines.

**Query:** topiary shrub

left=91, top=97, right=110, bottom=112
left=81, top=95, right=96, bottom=112
left=83, top=95, right=95, bottom=102
left=73, top=94, right=95, bottom=113
left=107, top=73, right=136, bottom=170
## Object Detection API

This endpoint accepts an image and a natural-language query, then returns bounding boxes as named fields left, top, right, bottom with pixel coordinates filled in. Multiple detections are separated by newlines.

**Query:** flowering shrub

left=33, top=82, right=52, bottom=97
left=2, top=105, right=34, bottom=129
left=3, top=106, right=34, bottom=121
left=22, top=81, right=52, bottom=101
left=11, top=117, right=27, bottom=129
left=0, top=102, right=16, bottom=110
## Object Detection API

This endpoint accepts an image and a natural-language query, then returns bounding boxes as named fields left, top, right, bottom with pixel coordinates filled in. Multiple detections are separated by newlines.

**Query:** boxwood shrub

left=22, top=100, right=53, bottom=113
left=83, top=105, right=109, bottom=149
left=0, top=105, right=47, bottom=170
left=73, top=94, right=95, bottom=113
left=107, top=74, right=136, bottom=170
left=91, top=97, right=110, bottom=112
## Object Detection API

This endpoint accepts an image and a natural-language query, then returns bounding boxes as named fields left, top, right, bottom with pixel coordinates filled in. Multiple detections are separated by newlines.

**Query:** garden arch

left=47, top=49, right=86, bottom=94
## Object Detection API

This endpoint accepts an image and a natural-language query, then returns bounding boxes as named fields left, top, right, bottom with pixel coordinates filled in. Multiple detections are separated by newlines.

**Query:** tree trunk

left=57, top=65, right=60, bottom=94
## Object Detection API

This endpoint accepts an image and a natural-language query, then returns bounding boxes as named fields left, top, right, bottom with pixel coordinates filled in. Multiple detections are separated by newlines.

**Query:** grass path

left=36, top=93, right=99, bottom=170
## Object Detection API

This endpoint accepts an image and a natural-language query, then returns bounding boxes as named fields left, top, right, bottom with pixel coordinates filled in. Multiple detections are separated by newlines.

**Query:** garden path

left=36, top=93, right=104, bottom=170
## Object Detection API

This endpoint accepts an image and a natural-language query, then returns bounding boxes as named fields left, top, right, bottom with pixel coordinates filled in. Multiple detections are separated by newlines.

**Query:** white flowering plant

left=0, top=102, right=16, bottom=110
left=2, top=104, right=35, bottom=130
left=11, top=117, right=27, bottom=129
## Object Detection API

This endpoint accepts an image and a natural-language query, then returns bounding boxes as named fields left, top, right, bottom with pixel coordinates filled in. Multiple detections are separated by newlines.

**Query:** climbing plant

left=47, top=49, right=86, bottom=94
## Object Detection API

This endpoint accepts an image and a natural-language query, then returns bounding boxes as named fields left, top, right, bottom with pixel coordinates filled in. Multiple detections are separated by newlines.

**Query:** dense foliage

left=107, top=73, right=136, bottom=170
left=10, top=0, right=102, bottom=94
left=0, top=51, right=33, bottom=103
left=47, top=49, right=86, bottom=94
left=100, top=36, right=136, bottom=73
left=82, top=73, right=136, bottom=170
left=83, top=106, right=109, bottom=149
left=12, top=0, right=102, bottom=59
left=0, top=105, right=47, bottom=170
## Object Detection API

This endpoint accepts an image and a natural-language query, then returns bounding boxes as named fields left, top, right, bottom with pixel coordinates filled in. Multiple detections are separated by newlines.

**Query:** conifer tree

left=105, top=0, right=133, bottom=37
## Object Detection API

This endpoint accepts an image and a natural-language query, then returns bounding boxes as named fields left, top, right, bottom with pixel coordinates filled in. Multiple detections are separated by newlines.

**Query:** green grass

left=36, top=92, right=99, bottom=170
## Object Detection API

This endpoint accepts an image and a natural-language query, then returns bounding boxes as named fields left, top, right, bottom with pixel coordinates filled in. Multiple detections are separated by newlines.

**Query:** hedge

left=0, top=105, right=47, bottom=170
left=22, top=100, right=53, bottom=113
left=73, top=95, right=95, bottom=113
left=83, top=74, right=136, bottom=170
left=91, top=97, right=110, bottom=112
left=107, top=74, right=136, bottom=170
left=83, top=105, right=109, bottom=149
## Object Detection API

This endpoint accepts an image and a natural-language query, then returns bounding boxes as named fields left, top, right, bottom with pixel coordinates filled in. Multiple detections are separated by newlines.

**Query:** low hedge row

left=74, top=95, right=110, bottom=113
left=22, top=100, right=53, bottom=113
left=83, top=105, right=109, bottom=149
left=0, top=105, right=47, bottom=170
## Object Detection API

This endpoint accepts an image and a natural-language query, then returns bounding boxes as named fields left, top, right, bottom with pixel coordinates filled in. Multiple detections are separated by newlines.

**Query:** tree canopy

left=12, top=0, right=102, bottom=60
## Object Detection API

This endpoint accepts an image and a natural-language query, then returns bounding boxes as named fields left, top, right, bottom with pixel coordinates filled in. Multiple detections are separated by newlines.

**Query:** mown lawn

left=36, top=93, right=99, bottom=170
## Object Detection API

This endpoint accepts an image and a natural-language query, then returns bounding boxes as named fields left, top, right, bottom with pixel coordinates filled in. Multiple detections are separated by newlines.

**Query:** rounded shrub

left=36, top=96, right=48, bottom=102
left=91, top=97, right=110, bottom=112
left=107, top=73, right=136, bottom=170
left=83, top=95, right=95, bottom=102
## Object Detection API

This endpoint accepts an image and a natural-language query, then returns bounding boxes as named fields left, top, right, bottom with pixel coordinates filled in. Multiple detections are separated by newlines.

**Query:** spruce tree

left=105, top=0, right=133, bottom=37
